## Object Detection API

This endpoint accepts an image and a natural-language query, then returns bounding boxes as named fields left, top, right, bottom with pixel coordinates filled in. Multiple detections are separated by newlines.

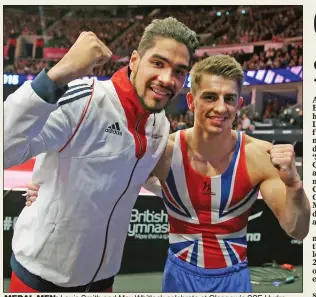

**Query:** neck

left=189, top=126, right=235, bottom=161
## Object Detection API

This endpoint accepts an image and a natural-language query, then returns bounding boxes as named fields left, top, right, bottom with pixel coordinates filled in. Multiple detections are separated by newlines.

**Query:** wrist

left=47, top=63, right=74, bottom=87
left=286, top=178, right=303, bottom=192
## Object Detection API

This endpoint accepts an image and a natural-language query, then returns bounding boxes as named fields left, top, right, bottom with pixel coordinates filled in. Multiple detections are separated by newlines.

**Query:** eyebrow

left=201, top=91, right=238, bottom=97
left=151, top=54, right=190, bottom=71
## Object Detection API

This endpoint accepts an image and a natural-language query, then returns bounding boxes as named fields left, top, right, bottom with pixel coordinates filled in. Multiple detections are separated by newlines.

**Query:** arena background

left=3, top=5, right=303, bottom=293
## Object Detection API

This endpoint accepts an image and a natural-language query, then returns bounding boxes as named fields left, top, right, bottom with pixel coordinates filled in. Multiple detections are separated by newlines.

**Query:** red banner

left=3, top=45, right=8, bottom=57
left=43, top=47, right=69, bottom=59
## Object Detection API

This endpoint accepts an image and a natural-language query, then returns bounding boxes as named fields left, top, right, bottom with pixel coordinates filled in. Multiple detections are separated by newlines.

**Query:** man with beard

left=4, top=17, right=199, bottom=293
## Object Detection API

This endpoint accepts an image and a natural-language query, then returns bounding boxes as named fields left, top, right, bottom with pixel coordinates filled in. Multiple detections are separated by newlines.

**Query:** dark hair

left=137, top=17, right=199, bottom=59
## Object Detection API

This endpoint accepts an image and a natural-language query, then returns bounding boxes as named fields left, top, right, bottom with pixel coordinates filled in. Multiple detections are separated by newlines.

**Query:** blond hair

left=190, top=55, right=244, bottom=95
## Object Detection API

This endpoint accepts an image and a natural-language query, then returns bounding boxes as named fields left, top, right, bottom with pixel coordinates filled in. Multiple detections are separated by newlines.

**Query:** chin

left=209, top=128, right=223, bottom=135
left=144, top=103, right=164, bottom=113
left=145, top=99, right=167, bottom=112
left=204, top=125, right=223, bottom=134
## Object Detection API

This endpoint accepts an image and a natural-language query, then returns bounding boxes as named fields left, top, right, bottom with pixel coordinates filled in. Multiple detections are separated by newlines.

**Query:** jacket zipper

left=135, top=113, right=147, bottom=158
left=85, top=113, right=147, bottom=291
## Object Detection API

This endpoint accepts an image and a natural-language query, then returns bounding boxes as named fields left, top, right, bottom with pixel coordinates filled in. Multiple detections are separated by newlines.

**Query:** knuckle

left=80, top=31, right=89, bottom=39
left=288, top=145, right=294, bottom=152
left=92, top=42, right=101, bottom=50
left=95, top=51, right=103, bottom=59
left=285, top=158, right=291, bottom=165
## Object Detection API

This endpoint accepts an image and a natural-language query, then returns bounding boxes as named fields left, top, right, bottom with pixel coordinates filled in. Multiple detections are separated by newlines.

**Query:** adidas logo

left=152, top=134, right=163, bottom=139
left=105, top=122, right=122, bottom=136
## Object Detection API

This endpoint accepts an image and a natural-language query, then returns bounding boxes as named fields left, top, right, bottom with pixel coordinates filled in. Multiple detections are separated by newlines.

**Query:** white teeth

left=210, top=117, right=225, bottom=120
left=151, top=87, right=168, bottom=96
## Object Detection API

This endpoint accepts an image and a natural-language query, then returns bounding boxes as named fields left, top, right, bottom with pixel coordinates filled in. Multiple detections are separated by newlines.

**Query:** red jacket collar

left=111, top=66, right=150, bottom=116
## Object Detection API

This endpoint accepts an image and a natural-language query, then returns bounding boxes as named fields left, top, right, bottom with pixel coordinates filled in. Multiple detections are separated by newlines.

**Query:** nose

left=213, top=97, right=227, bottom=114
left=157, top=69, right=175, bottom=88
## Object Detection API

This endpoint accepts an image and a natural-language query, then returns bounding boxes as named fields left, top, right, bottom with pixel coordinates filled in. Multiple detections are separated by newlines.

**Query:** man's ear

left=129, top=50, right=140, bottom=72
left=238, top=97, right=244, bottom=109
left=187, top=92, right=195, bottom=112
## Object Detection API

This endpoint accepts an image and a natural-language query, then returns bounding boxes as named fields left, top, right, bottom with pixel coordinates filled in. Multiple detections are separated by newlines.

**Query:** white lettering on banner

left=246, top=233, right=261, bottom=242
left=3, top=216, right=18, bottom=231
left=291, top=239, right=303, bottom=245
left=128, top=209, right=262, bottom=242
left=3, top=74, right=19, bottom=85
left=128, top=209, right=169, bottom=240
left=247, top=211, right=262, bottom=242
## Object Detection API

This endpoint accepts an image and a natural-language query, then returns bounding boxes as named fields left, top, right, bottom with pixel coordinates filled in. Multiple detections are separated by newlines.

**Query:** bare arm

left=151, top=136, right=175, bottom=183
left=142, top=175, right=163, bottom=197
left=257, top=142, right=310, bottom=240
left=142, top=136, right=175, bottom=196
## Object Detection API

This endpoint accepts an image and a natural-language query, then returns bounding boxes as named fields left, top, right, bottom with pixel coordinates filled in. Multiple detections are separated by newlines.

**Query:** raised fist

left=47, top=32, right=112, bottom=86
left=267, top=144, right=301, bottom=188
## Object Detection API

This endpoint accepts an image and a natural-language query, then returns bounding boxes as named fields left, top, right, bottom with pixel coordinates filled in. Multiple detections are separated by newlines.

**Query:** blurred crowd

left=4, top=7, right=69, bottom=42
left=4, top=43, right=303, bottom=77
left=193, top=43, right=302, bottom=71
left=240, top=45, right=302, bottom=70
left=4, top=5, right=302, bottom=51
left=45, top=12, right=135, bottom=48
left=209, top=6, right=302, bottom=46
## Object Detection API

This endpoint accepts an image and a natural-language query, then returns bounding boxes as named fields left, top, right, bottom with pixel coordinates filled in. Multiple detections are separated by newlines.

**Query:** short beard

left=131, top=67, right=172, bottom=114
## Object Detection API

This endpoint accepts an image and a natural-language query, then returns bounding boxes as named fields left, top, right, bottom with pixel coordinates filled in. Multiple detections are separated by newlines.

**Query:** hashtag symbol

left=3, top=217, right=13, bottom=231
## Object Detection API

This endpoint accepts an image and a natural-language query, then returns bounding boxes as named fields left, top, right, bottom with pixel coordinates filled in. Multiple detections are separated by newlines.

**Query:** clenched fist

left=267, top=144, right=301, bottom=188
left=48, top=31, right=112, bottom=86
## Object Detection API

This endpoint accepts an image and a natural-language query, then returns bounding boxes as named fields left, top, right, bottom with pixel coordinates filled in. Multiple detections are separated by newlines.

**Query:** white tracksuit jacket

left=4, top=66, right=170, bottom=288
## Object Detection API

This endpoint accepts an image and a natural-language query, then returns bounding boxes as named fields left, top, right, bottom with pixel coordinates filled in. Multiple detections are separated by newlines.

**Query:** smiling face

left=187, top=73, right=243, bottom=135
left=129, top=37, right=191, bottom=113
